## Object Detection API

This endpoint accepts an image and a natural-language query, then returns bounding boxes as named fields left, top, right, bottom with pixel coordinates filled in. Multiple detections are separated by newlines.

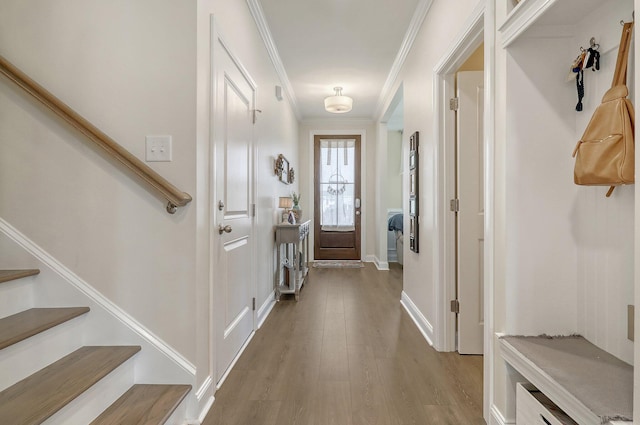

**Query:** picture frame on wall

left=409, top=132, right=419, bottom=253
left=274, top=154, right=290, bottom=185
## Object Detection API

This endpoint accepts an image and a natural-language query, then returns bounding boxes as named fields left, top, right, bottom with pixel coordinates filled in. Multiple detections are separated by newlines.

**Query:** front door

left=214, top=34, right=256, bottom=383
left=314, top=135, right=361, bottom=260
left=456, top=70, right=484, bottom=355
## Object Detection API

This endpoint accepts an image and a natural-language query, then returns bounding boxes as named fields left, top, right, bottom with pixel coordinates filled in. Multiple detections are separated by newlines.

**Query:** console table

left=275, top=220, right=310, bottom=301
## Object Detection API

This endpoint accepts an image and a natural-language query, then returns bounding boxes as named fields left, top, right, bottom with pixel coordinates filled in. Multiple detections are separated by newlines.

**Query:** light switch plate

left=145, top=135, right=172, bottom=162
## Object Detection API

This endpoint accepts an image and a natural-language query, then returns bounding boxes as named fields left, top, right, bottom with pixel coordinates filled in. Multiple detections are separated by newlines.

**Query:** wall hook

left=621, top=12, right=634, bottom=26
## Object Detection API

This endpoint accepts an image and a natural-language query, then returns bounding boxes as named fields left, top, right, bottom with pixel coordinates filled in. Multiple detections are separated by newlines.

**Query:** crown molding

left=246, top=0, right=301, bottom=120
left=374, top=0, right=434, bottom=120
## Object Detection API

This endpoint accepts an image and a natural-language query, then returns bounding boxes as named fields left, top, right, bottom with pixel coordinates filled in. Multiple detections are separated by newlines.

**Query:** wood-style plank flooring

left=203, top=263, right=484, bottom=425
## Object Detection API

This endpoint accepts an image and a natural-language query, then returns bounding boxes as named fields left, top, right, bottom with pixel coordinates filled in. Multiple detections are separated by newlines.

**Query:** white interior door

left=214, top=35, right=256, bottom=383
left=456, top=71, right=484, bottom=355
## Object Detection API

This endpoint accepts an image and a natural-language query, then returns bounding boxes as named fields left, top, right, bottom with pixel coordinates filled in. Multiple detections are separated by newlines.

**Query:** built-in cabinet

left=495, top=0, right=635, bottom=422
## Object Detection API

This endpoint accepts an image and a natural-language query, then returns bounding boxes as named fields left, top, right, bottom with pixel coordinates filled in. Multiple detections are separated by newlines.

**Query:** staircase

left=0, top=269, right=191, bottom=424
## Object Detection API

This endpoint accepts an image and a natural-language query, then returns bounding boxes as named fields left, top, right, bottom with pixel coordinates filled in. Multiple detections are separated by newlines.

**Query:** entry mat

left=312, top=260, right=364, bottom=268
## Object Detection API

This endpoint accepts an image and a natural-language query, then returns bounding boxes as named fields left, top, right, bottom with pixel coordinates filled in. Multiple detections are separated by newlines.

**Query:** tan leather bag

left=573, top=22, right=635, bottom=197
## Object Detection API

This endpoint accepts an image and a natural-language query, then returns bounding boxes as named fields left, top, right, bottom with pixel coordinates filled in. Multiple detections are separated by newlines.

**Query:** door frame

left=434, top=3, right=484, bottom=353
left=307, top=129, right=367, bottom=262
left=210, top=18, right=258, bottom=389
left=432, top=1, right=494, bottom=421
left=313, top=135, right=362, bottom=260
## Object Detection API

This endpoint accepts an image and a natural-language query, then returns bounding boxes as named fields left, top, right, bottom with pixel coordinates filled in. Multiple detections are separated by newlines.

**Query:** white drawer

left=516, top=383, right=577, bottom=425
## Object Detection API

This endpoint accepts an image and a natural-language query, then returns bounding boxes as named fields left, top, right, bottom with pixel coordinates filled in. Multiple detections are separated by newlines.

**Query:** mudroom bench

left=499, top=335, right=632, bottom=424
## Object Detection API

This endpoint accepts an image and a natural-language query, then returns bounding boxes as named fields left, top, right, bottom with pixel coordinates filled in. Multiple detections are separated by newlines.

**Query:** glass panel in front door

left=319, top=139, right=356, bottom=231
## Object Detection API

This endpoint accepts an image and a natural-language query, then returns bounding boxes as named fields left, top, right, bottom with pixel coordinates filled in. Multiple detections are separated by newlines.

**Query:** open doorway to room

left=454, top=43, right=485, bottom=355
left=385, top=101, right=405, bottom=272
left=433, top=4, right=489, bottom=420
left=434, top=14, right=485, bottom=356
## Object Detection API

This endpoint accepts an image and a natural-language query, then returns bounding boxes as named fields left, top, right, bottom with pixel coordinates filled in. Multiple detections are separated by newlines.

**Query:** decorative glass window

left=319, top=139, right=356, bottom=231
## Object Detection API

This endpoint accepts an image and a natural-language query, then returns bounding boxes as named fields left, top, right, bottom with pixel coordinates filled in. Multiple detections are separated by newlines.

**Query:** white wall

left=1, top=0, right=299, bottom=419
left=504, top=35, right=579, bottom=336
left=0, top=0, right=199, bottom=361
left=573, top=2, right=634, bottom=362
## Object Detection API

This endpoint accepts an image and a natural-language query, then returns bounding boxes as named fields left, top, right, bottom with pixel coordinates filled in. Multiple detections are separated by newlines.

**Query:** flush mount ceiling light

left=324, top=87, right=353, bottom=113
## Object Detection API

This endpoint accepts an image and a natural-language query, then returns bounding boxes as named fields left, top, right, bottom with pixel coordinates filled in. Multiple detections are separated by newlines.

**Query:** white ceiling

left=253, top=0, right=426, bottom=120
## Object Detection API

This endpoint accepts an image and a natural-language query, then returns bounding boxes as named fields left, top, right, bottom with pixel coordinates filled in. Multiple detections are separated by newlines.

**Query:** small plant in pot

left=291, top=192, right=302, bottom=221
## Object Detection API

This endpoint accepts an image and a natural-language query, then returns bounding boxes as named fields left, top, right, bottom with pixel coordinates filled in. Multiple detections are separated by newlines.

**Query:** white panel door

left=214, top=36, right=255, bottom=383
left=457, top=71, right=484, bottom=355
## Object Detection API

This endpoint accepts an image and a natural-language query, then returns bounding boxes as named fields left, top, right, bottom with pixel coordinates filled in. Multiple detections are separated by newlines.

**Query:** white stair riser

left=0, top=316, right=86, bottom=391
left=43, top=357, right=136, bottom=425
left=0, top=277, right=34, bottom=317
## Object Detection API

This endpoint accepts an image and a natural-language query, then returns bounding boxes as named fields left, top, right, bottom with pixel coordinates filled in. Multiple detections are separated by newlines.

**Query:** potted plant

left=291, top=192, right=302, bottom=221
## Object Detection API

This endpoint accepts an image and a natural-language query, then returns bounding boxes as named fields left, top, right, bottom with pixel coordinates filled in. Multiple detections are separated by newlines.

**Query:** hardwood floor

left=203, top=263, right=484, bottom=425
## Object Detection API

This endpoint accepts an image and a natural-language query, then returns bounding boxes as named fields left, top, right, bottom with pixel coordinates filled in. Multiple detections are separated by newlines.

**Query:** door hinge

left=252, top=297, right=256, bottom=311
left=449, top=97, right=459, bottom=111
left=252, top=203, right=256, bottom=217
left=450, top=198, right=460, bottom=212
left=451, top=299, right=460, bottom=314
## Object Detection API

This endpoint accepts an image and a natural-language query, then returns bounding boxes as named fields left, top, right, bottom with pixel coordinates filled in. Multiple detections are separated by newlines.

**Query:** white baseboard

left=257, top=291, right=276, bottom=329
left=216, top=330, right=255, bottom=390
left=376, top=260, right=390, bottom=270
left=400, top=291, right=434, bottom=346
left=367, top=255, right=390, bottom=271
left=489, top=404, right=513, bottom=425
left=190, top=293, right=274, bottom=424
left=187, top=395, right=214, bottom=425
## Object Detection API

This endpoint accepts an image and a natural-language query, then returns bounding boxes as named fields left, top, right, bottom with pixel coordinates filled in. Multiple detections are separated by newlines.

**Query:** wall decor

left=288, top=167, right=295, bottom=184
left=409, top=132, right=419, bottom=253
left=274, top=154, right=290, bottom=184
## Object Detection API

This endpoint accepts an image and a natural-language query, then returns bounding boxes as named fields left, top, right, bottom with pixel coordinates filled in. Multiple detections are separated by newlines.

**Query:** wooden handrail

left=0, top=54, right=192, bottom=213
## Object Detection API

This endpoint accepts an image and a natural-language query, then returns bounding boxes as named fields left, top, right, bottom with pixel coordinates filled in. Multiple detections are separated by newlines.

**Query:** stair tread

left=0, top=345, right=141, bottom=425
left=90, top=384, right=192, bottom=425
left=0, top=307, right=90, bottom=350
left=0, top=269, right=40, bottom=284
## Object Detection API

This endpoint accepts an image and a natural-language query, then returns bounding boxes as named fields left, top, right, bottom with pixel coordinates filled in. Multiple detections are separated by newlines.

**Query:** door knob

left=355, top=211, right=361, bottom=216
left=218, top=224, right=232, bottom=234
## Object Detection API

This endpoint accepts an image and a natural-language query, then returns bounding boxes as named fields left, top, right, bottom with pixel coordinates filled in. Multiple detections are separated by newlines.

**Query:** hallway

left=203, top=263, right=484, bottom=425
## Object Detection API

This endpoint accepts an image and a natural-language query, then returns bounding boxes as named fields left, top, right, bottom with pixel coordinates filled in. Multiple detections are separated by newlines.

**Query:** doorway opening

left=385, top=101, right=405, bottom=271
left=378, top=87, right=406, bottom=278
left=433, top=3, right=490, bottom=421
left=454, top=45, right=485, bottom=355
